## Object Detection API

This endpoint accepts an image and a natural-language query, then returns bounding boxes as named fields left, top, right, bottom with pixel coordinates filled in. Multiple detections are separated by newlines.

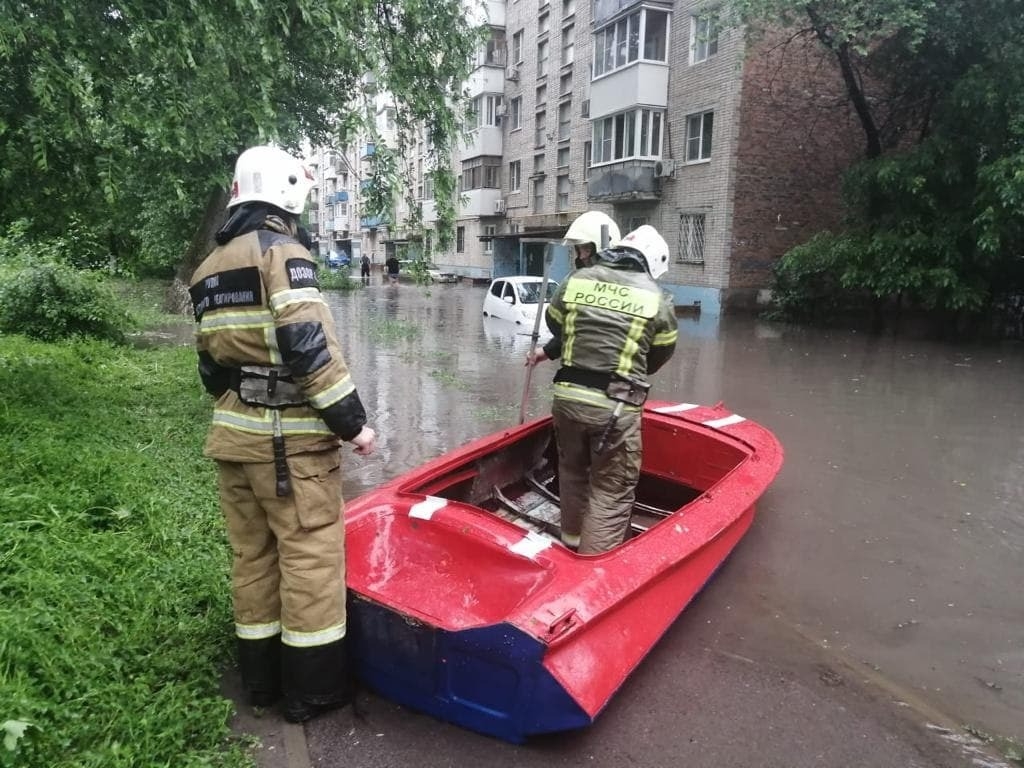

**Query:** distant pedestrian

left=360, top=254, right=371, bottom=282
left=385, top=255, right=400, bottom=284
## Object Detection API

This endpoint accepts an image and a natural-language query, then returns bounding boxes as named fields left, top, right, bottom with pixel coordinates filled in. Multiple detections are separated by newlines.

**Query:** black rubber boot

left=282, top=637, right=352, bottom=723
left=237, top=634, right=282, bottom=707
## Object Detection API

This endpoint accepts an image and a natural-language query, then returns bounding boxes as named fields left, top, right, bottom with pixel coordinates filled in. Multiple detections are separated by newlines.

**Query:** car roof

left=490, top=275, right=556, bottom=285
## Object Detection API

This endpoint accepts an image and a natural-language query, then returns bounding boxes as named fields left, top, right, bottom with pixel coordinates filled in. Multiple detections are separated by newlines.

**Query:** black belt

left=553, top=366, right=614, bottom=391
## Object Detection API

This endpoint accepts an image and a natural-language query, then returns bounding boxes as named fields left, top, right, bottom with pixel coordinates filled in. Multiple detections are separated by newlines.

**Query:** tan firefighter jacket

left=189, top=216, right=366, bottom=463
left=542, top=263, right=677, bottom=411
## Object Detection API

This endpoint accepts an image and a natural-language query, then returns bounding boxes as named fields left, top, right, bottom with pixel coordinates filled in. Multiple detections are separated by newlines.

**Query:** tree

left=0, top=0, right=483, bottom=278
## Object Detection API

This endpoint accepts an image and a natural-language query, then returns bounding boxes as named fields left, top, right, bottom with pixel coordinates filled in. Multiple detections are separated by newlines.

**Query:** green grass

left=0, top=334, right=251, bottom=767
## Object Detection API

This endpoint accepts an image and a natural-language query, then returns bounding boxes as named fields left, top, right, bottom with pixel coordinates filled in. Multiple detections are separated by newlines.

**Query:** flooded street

left=320, top=279, right=1023, bottom=761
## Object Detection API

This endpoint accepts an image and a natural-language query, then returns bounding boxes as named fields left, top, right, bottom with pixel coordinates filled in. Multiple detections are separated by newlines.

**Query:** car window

left=502, top=282, right=516, bottom=301
left=517, top=280, right=559, bottom=304
left=490, top=280, right=505, bottom=298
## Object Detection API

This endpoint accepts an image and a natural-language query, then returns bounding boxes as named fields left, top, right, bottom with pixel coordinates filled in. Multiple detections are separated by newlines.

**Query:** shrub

left=0, top=263, right=132, bottom=343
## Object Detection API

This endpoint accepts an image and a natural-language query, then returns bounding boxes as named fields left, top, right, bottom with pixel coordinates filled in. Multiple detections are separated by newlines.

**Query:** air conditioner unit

left=494, top=198, right=507, bottom=214
left=581, top=99, right=590, bottom=118
left=506, top=67, right=519, bottom=82
left=654, top=159, right=676, bottom=178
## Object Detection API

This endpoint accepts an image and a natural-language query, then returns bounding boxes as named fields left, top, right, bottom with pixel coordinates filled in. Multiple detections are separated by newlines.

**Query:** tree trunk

left=164, top=185, right=229, bottom=315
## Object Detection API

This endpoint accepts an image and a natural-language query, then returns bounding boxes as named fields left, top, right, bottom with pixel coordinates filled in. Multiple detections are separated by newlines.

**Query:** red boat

left=344, top=401, right=784, bottom=743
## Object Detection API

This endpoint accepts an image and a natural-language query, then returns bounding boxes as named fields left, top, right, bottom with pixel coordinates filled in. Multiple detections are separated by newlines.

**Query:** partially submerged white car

left=482, top=275, right=559, bottom=327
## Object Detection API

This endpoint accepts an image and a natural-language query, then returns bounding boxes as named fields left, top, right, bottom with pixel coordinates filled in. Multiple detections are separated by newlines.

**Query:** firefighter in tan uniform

left=189, top=146, right=377, bottom=723
left=527, top=224, right=677, bottom=554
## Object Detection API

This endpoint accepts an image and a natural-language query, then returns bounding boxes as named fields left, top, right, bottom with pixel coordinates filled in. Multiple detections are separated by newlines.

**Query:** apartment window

left=536, top=84, right=547, bottom=106
left=561, top=25, right=575, bottom=66
left=538, top=12, right=550, bottom=35
left=512, top=29, right=524, bottom=63
left=690, top=15, right=719, bottom=64
left=533, top=153, right=545, bottom=175
left=686, top=111, right=714, bottom=162
left=593, top=8, right=670, bottom=78
left=457, top=226, right=466, bottom=253
left=535, top=110, right=547, bottom=147
left=484, top=225, right=496, bottom=254
left=533, top=178, right=545, bottom=212
left=483, top=29, right=507, bottom=67
left=341, top=172, right=349, bottom=188
left=678, top=213, right=706, bottom=264
left=556, top=174, right=570, bottom=211
left=509, top=160, right=522, bottom=192
left=558, top=101, right=572, bottom=141
left=510, top=96, right=522, bottom=130
left=461, top=156, right=503, bottom=190
left=592, top=108, right=664, bottom=164
left=557, top=146, right=570, bottom=168
left=470, top=94, right=504, bottom=129
left=423, top=174, right=434, bottom=199
left=583, top=141, right=592, bottom=179
left=537, top=39, right=549, bottom=76
left=339, top=203, right=348, bottom=216
left=560, top=71, right=573, bottom=96
left=562, top=0, right=575, bottom=17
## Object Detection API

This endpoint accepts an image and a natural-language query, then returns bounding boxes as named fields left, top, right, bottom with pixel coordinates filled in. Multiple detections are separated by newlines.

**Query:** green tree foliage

left=730, top=0, right=1024, bottom=324
left=0, top=0, right=483, bottom=274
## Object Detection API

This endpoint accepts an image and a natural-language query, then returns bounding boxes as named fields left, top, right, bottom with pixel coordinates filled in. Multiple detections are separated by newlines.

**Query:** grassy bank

left=0, top=334, right=250, bottom=767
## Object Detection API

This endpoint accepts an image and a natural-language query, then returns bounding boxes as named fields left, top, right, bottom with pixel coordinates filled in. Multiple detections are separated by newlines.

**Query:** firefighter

left=562, top=210, right=621, bottom=269
left=189, top=145, right=377, bottom=723
left=526, top=225, right=677, bottom=554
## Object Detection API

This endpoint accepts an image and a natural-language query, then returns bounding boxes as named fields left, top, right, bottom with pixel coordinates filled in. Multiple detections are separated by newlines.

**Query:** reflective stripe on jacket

left=542, top=263, right=677, bottom=406
left=189, top=218, right=366, bottom=462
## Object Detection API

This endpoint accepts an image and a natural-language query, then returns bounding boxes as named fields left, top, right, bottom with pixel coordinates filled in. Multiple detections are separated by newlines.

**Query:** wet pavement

left=233, top=278, right=1023, bottom=767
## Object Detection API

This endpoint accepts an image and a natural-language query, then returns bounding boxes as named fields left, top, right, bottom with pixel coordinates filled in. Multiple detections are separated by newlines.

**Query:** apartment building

left=304, top=146, right=360, bottom=263
left=310, top=0, right=862, bottom=314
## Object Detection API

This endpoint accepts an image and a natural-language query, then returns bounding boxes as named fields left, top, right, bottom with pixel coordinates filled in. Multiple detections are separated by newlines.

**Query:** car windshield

left=517, top=280, right=558, bottom=304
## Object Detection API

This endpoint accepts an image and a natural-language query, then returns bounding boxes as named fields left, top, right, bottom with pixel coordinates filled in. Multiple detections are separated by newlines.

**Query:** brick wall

left=727, top=29, right=865, bottom=309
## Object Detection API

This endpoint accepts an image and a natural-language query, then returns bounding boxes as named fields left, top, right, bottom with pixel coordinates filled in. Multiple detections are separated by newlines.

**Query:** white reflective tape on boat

left=704, top=414, right=746, bottom=428
left=653, top=403, right=699, bottom=413
left=409, top=496, right=447, bottom=520
left=510, top=530, right=553, bottom=558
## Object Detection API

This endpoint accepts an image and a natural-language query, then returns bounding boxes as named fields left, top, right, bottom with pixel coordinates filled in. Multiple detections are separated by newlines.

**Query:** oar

left=519, top=242, right=552, bottom=425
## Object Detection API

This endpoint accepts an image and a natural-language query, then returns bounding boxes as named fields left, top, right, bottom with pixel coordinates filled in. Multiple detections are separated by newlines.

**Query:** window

left=678, top=213, right=706, bottom=264
left=533, top=178, right=545, bottom=212
left=557, top=146, right=570, bottom=168
left=593, top=8, right=670, bottom=78
left=690, top=14, right=719, bottom=64
left=423, top=173, right=434, bottom=199
left=562, top=0, right=575, bottom=17
left=561, top=25, right=575, bottom=66
left=470, top=94, right=504, bottom=129
left=533, top=153, right=545, bottom=175
left=512, top=30, right=524, bottom=63
left=558, top=101, right=572, bottom=141
left=537, top=39, right=549, bottom=75
left=536, top=84, right=547, bottom=106
left=583, top=141, right=592, bottom=179
left=556, top=174, right=570, bottom=211
left=560, top=71, right=573, bottom=96
left=510, top=96, right=522, bottom=130
left=483, top=29, right=507, bottom=67
left=591, top=108, right=664, bottom=164
left=538, top=12, right=550, bottom=35
left=509, top=160, right=522, bottom=192
left=535, top=110, right=547, bottom=147
left=484, top=225, right=496, bottom=254
left=457, top=226, right=466, bottom=253
left=686, top=111, right=714, bottom=162
left=461, top=156, right=503, bottom=190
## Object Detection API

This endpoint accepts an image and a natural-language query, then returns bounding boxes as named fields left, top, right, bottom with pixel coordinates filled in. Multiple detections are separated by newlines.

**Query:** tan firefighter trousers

left=216, top=450, right=346, bottom=642
left=552, top=397, right=642, bottom=554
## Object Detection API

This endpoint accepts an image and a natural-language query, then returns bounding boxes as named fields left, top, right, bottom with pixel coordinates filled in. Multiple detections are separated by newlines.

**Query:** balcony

left=361, top=143, right=376, bottom=160
left=586, top=159, right=661, bottom=203
left=459, top=125, right=504, bottom=158
left=325, top=191, right=349, bottom=204
left=590, top=62, right=668, bottom=119
left=421, top=200, right=438, bottom=225
left=459, top=188, right=503, bottom=218
left=360, top=214, right=387, bottom=229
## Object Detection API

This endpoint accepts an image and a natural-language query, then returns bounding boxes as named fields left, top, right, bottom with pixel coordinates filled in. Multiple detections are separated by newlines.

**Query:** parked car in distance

left=482, top=276, right=559, bottom=327
left=325, top=251, right=351, bottom=269
left=397, top=260, right=458, bottom=283
left=427, top=266, right=458, bottom=283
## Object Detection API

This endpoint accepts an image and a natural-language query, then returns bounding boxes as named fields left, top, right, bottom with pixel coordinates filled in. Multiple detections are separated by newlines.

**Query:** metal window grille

left=678, top=213, right=706, bottom=264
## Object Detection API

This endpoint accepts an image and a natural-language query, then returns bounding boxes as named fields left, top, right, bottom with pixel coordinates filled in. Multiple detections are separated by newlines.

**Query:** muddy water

left=325, top=280, right=1023, bottom=743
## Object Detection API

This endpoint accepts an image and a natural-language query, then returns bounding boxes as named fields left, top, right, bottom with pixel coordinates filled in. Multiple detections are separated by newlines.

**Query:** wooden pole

left=519, top=242, right=553, bottom=425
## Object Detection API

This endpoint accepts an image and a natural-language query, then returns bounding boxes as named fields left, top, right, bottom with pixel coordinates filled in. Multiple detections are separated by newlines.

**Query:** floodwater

left=324, top=279, right=1023, bottom=749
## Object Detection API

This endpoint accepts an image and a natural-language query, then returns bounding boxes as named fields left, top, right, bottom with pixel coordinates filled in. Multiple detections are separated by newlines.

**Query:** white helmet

left=228, top=146, right=315, bottom=213
left=563, top=210, right=621, bottom=250
left=609, top=225, right=670, bottom=279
